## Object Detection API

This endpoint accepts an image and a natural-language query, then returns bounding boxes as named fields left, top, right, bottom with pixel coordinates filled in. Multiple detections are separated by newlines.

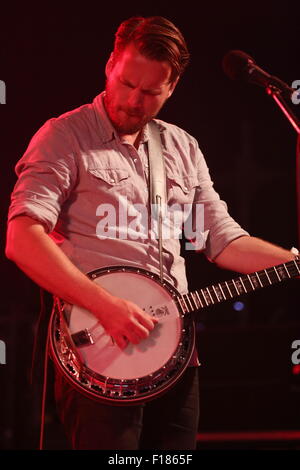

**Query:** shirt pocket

left=87, top=167, right=133, bottom=200
left=167, top=173, right=199, bottom=206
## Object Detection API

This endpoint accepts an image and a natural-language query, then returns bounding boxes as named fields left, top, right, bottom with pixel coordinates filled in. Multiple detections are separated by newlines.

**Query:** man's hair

left=113, top=16, right=190, bottom=83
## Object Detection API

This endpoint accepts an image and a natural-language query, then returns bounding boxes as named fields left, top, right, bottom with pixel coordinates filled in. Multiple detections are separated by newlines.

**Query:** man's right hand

left=93, top=296, right=159, bottom=349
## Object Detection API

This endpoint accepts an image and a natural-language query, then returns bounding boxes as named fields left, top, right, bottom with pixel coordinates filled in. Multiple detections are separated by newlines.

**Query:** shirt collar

left=93, top=92, right=117, bottom=144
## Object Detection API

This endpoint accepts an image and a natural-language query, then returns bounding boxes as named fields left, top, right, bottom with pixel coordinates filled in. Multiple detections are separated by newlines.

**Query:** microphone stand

left=266, top=84, right=300, bottom=245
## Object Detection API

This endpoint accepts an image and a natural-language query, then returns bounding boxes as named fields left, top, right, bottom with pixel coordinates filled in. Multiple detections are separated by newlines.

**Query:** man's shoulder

left=49, top=100, right=96, bottom=130
left=34, top=98, right=101, bottom=146
left=153, top=119, right=204, bottom=167
left=154, top=118, right=197, bottom=146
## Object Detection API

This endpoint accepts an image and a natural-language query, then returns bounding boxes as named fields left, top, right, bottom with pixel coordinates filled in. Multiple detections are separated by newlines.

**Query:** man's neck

left=120, top=130, right=142, bottom=149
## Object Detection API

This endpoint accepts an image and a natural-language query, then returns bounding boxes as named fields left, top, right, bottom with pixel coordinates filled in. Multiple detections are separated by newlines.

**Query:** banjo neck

left=177, top=258, right=300, bottom=314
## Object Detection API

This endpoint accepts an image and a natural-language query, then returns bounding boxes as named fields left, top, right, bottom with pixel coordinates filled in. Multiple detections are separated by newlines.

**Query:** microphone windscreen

left=222, top=50, right=254, bottom=80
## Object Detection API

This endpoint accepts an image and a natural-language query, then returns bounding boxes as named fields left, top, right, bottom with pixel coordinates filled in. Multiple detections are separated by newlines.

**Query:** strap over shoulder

left=147, top=120, right=167, bottom=282
left=147, top=120, right=167, bottom=212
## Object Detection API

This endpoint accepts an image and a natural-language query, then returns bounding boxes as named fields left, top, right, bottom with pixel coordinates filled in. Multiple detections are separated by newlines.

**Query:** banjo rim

left=49, top=265, right=196, bottom=405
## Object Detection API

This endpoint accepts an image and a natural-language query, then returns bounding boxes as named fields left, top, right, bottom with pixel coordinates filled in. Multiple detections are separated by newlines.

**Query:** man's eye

left=121, top=80, right=134, bottom=88
left=120, top=79, right=160, bottom=96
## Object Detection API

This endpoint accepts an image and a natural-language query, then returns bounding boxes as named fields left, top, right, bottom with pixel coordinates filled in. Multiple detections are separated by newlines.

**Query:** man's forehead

left=115, top=43, right=172, bottom=84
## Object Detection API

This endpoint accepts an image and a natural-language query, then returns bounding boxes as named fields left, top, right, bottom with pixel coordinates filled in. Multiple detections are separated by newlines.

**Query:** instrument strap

left=147, top=121, right=167, bottom=282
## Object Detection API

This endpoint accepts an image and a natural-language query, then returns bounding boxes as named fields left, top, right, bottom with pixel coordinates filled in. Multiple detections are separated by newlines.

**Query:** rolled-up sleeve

left=192, top=138, right=250, bottom=261
left=8, top=119, right=78, bottom=232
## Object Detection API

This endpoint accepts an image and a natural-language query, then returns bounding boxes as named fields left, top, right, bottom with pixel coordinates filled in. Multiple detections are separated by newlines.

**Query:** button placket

left=120, top=141, right=150, bottom=200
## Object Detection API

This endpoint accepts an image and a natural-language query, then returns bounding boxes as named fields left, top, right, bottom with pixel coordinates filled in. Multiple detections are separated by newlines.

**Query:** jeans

left=54, top=366, right=200, bottom=450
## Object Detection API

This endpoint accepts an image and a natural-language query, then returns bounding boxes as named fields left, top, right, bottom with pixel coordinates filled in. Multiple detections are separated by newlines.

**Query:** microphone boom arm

left=265, top=84, right=300, bottom=245
left=266, top=84, right=300, bottom=134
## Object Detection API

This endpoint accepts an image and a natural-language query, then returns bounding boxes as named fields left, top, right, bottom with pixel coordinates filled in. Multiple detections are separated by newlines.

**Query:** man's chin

left=113, top=118, right=150, bottom=136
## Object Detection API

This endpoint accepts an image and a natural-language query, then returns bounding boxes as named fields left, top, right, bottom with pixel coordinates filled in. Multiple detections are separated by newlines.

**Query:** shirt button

left=133, top=158, right=137, bottom=163
left=110, top=178, right=115, bottom=183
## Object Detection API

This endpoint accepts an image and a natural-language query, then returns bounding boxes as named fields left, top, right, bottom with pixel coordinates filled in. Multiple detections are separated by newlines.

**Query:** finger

left=129, top=323, right=149, bottom=342
left=115, top=335, right=128, bottom=349
left=137, top=313, right=158, bottom=331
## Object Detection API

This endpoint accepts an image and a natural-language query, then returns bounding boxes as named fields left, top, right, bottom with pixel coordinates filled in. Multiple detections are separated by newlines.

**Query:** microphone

left=222, top=50, right=294, bottom=95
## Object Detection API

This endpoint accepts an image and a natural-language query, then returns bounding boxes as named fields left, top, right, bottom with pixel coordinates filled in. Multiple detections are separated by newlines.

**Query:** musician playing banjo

left=6, top=16, right=298, bottom=450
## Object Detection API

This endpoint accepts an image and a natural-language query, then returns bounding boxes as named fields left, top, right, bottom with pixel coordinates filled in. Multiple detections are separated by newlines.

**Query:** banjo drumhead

left=69, top=270, right=183, bottom=380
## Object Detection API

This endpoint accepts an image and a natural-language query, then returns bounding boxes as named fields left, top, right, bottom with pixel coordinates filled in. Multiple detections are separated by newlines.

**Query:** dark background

left=0, top=1, right=300, bottom=450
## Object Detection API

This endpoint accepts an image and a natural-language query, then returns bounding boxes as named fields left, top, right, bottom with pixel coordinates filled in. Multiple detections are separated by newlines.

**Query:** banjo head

left=50, top=266, right=195, bottom=405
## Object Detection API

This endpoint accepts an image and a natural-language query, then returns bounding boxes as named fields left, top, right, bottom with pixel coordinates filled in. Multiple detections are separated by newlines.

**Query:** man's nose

left=128, top=89, right=144, bottom=109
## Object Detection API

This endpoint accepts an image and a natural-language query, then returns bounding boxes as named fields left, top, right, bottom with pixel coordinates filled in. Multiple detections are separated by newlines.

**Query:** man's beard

left=104, top=84, right=160, bottom=135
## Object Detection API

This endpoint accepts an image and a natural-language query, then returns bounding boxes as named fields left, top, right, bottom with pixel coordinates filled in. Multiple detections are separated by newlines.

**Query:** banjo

left=50, top=259, right=300, bottom=405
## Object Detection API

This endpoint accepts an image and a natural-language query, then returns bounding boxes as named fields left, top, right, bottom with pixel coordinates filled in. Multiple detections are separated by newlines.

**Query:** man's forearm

left=5, top=216, right=113, bottom=314
left=214, top=235, right=296, bottom=274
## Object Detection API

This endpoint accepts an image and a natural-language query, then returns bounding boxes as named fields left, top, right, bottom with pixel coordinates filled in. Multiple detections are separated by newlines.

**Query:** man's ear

left=167, top=76, right=180, bottom=98
left=105, top=52, right=114, bottom=78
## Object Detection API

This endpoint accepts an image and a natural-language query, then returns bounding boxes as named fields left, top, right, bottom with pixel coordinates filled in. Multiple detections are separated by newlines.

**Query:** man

left=6, top=16, right=297, bottom=450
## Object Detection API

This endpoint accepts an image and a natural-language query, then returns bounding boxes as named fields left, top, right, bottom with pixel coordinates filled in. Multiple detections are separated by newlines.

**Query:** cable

left=38, top=302, right=55, bottom=450
left=30, top=288, right=46, bottom=386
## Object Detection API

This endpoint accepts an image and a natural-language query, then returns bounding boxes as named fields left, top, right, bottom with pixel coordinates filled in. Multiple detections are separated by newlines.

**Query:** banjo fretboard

left=177, top=258, right=300, bottom=314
